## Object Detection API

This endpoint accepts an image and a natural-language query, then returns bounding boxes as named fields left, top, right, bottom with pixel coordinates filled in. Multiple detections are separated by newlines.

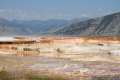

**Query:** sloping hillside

left=55, top=12, right=120, bottom=36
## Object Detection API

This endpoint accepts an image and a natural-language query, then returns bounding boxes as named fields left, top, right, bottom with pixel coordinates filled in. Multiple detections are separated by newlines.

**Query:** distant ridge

left=0, top=19, right=68, bottom=36
left=0, top=17, right=89, bottom=36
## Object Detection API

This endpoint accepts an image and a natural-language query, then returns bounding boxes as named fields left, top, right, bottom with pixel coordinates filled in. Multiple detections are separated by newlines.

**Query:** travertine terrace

left=1, top=36, right=120, bottom=80
left=1, top=36, right=120, bottom=59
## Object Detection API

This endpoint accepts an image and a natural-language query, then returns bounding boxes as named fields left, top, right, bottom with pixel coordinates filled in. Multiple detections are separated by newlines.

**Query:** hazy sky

left=0, top=0, right=120, bottom=20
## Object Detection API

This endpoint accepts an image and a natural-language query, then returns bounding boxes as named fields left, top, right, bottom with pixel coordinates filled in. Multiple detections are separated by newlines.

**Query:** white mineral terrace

left=0, top=37, right=17, bottom=42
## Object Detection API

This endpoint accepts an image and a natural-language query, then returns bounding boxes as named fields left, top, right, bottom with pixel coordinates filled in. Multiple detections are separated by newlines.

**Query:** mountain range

left=0, top=17, right=89, bottom=36
left=0, top=12, right=120, bottom=36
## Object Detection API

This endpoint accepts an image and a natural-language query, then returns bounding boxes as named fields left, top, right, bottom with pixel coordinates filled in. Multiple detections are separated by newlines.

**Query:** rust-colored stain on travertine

left=0, top=36, right=120, bottom=56
left=38, top=36, right=120, bottom=44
